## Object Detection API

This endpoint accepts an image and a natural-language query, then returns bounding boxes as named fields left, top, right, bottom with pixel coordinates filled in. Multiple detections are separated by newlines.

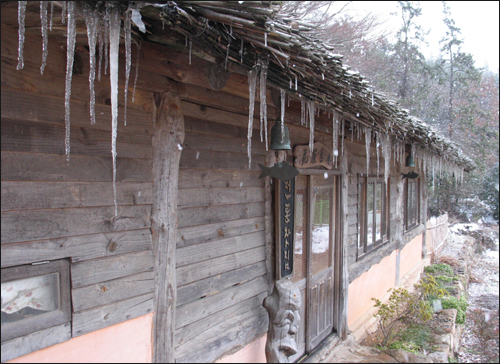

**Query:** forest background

left=279, top=1, right=499, bottom=221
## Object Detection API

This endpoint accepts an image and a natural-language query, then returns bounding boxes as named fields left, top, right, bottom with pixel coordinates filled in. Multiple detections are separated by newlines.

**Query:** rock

left=427, top=351, right=449, bottom=363
left=383, top=349, right=434, bottom=363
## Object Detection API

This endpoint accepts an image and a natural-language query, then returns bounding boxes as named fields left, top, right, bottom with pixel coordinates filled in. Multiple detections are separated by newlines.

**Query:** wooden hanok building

left=1, top=2, right=473, bottom=363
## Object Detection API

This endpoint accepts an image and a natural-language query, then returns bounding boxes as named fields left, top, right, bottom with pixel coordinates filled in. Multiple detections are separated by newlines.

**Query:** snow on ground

left=449, top=222, right=481, bottom=234
left=455, top=224, right=499, bottom=363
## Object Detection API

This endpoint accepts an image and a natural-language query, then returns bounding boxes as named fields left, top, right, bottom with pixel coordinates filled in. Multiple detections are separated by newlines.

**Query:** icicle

left=17, top=1, right=26, bottom=70
left=103, top=5, right=110, bottom=76
left=308, top=100, right=315, bottom=155
left=40, top=1, right=48, bottom=74
left=123, top=7, right=132, bottom=126
left=376, top=131, right=380, bottom=176
left=280, top=89, right=286, bottom=141
left=349, top=89, right=352, bottom=98
left=49, top=2, right=54, bottom=31
left=97, top=18, right=104, bottom=82
left=289, top=79, right=292, bottom=89
left=332, top=112, right=339, bottom=166
left=248, top=68, right=257, bottom=167
left=84, top=5, right=98, bottom=125
left=189, top=38, right=192, bottom=65
left=301, top=96, right=306, bottom=126
left=381, top=134, right=391, bottom=191
left=61, top=1, right=67, bottom=24
left=259, top=61, right=268, bottom=149
left=225, top=42, right=230, bottom=70
left=132, top=41, right=141, bottom=102
left=341, top=119, right=345, bottom=156
left=240, top=38, right=244, bottom=63
left=264, top=32, right=267, bottom=47
left=64, top=2, right=77, bottom=161
left=364, top=127, right=372, bottom=175
left=295, top=77, right=298, bottom=91
left=109, top=6, right=121, bottom=217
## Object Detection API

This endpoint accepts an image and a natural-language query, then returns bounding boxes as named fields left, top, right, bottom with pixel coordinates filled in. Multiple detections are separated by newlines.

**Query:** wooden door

left=290, top=173, right=337, bottom=360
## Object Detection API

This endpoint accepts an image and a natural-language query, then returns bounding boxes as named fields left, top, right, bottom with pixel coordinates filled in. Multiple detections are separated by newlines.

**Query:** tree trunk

left=151, top=92, right=184, bottom=363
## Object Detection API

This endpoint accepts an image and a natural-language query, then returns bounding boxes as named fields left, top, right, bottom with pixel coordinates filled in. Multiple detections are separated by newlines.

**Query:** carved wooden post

left=151, top=92, right=184, bottom=363
left=263, top=279, right=302, bottom=363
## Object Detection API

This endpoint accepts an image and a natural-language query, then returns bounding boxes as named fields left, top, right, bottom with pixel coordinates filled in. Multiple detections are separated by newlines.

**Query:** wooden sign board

left=293, top=142, right=333, bottom=169
left=275, top=178, right=295, bottom=279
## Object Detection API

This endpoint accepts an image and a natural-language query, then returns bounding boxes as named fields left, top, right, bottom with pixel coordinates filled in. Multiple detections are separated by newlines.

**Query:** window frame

left=357, top=175, right=390, bottom=260
left=404, top=178, right=420, bottom=231
left=1, top=259, right=71, bottom=343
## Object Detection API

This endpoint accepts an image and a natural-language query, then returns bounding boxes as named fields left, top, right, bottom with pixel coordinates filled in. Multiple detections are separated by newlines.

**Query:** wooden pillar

left=151, top=92, right=184, bottom=363
left=421, top=171, right=429, bottom=258
left=337, top=153, right=349, bottom=339
left=395, top=162, right=404, bottom=286
left=265, top=150, right=277, bottom=294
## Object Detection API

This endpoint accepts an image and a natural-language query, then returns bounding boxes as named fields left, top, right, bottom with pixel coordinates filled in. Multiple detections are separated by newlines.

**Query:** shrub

left=387, top=340, right=421, bottom=354
left=441, top=297, right=468, bottom=324
left=435, top=275, right=458, bottom=284
left=371, top=275, right=445, bottom=347
left=424, top=263, right=453, bottom=276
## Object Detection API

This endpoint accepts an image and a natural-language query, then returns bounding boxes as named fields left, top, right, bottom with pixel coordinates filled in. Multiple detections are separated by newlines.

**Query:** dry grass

left=469, top=272, right=485, bottom=284
left=436, top=255, right=461, bottom=269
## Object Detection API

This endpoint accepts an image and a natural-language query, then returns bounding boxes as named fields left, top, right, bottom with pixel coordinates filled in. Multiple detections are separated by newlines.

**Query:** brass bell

left=406, top=153, right=415, bottom=167
left=270, top=119, right=291, bottom=150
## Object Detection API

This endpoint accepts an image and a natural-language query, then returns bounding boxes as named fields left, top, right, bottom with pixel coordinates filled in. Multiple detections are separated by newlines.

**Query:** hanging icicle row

left=40, top=1, right=48, bottom=74
left=83, top=4, right=98, bottom=125
left=17, top=1, right=26, bottom=70
left=123, top=6, right=132, bottom=126
left=109, top=5, right=121, bottom=217
left=64, top=1, right=77, bottom=161
left=308, top=99, right=315, bottom=155
left=247, top=68, right=258, bottom=169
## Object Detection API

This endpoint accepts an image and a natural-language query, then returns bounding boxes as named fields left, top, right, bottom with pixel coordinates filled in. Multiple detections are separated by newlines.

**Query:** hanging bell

left=270, top=119, right=291, bottom=150
left=406, top=153, right=415, bottom=167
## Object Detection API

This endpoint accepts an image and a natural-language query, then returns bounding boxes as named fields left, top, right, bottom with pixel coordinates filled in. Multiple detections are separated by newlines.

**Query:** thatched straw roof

left=129, top=1, right=473, bottom=171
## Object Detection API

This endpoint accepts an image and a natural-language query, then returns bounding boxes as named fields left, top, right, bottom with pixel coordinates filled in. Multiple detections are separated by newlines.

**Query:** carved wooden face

left=275, top=306, right=300, bottom=357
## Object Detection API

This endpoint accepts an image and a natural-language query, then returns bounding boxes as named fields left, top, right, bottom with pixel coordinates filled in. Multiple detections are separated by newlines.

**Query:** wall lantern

left=270, top=119, right=291, bottom=151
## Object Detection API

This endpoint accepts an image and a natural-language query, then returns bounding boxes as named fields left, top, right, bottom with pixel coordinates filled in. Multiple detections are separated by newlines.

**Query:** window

left=358, top=176, right=389, bottom=258
left=1, top=260, right=71, bottom=343
left=404, top=178, right=420, bottom=231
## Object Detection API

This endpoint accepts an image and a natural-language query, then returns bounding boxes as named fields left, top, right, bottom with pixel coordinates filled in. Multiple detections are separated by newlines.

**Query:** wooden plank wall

left=344, top=137, right=425, bottom=282
left=0, top=11, right=275, bottom=362
left=0, top=19, right=155, bottom=341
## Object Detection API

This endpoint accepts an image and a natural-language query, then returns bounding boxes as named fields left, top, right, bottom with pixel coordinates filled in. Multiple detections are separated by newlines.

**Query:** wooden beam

left=337, top=153, right=349, bottom=339
left=151, top=92, right=184, bottom=363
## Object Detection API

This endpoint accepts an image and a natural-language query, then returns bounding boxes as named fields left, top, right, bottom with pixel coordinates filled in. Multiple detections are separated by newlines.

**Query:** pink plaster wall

left=8, top=313, right=153, bottom=363
left=400, top=234, right=423, bottom=278
left=347, top=251, right=397, bottom=326
left=216, top=335, right=267, bottom=363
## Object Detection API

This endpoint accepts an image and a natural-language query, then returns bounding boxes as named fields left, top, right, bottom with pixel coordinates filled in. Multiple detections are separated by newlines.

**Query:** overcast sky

left=337, top=1, right=499, bottom=72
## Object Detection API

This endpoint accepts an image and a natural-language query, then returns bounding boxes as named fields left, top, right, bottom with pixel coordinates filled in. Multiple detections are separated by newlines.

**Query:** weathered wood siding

left=0, top=18, right=155, bottom=344
left=174, top=112, right=269, bottom=364
left=344, top=138, right=426, bottom=283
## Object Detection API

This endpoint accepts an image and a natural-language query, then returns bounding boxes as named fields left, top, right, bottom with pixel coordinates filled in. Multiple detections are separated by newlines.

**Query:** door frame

left=296, top=168, right=346, bottom=355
